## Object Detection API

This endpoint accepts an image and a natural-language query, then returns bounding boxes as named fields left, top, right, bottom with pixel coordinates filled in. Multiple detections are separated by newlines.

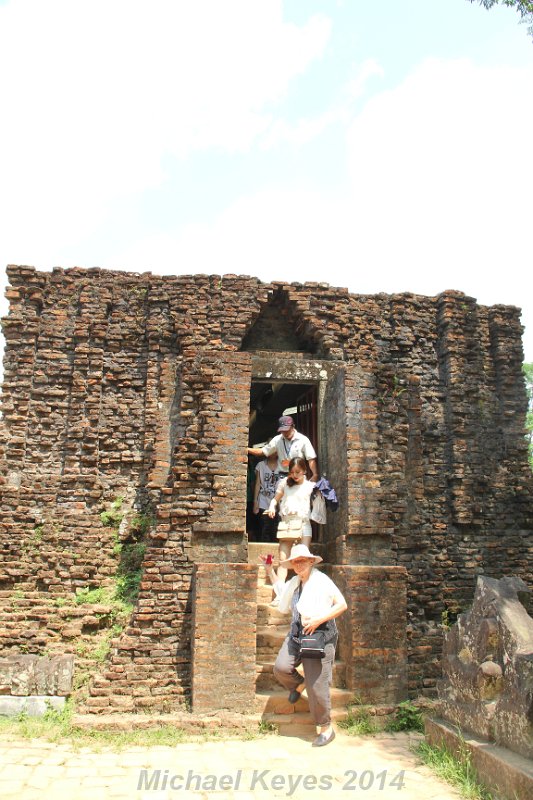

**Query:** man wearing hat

left=247, top=416, right=318, bottom=481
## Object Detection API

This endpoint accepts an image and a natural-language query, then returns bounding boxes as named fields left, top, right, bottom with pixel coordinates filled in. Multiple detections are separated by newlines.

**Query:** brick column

left=331, top=565, right=408, bottom=704
left=191, top=563, right=257, bottom=713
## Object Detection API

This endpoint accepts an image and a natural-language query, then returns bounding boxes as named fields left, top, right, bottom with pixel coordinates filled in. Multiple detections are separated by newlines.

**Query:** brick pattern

left=0, top=265, right=531, bottom=713
left=332, top=566, right=408, bottom=704
left=192, top=563, right=257, bottom=713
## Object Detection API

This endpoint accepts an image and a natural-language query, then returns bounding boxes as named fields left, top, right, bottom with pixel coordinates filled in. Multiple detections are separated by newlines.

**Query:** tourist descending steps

left=259, top=544, right=347, bottom=748
left=247, top=415, right=318, bottom=483
left=252, top=453, right=281, bottom=542
left=266, top=457, right=315, bottom=584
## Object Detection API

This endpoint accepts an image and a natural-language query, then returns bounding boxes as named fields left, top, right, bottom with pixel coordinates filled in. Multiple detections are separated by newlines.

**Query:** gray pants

left=273, top=634, right=336, bottom=727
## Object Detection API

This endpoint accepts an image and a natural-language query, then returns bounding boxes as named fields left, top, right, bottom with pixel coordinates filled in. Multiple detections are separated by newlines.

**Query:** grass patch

left=257, top=719, right=278, bottom=735
left=75, top=586, right=115, bottom=606
left=0, top=702, right=271, bottom=751
left=338, top=704, right=378, bottom=736
left=416, top=740, right=494, bottom=800
left=385, top=701, right=424, bottom=733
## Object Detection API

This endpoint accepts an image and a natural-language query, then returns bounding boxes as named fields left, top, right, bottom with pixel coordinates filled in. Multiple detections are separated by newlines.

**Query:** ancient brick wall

left=331, top=565, right=408, bottom=704
left=191, top=563, right=257, bottom=713
left=0, top=264, right=531, bottom=711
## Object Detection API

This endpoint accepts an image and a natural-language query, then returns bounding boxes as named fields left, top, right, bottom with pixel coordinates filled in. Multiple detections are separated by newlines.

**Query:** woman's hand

left=301, top=615, right=323, bottom=635
left=258, top=555, right=277, bottom=585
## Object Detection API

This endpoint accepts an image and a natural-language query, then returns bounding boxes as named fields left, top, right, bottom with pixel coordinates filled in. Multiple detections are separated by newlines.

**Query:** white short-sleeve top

left=278, top=477, right=315, bottom=520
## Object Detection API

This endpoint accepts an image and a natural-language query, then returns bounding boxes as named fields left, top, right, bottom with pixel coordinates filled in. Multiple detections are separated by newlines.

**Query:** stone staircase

left=248, top=542, right=353, bottom=734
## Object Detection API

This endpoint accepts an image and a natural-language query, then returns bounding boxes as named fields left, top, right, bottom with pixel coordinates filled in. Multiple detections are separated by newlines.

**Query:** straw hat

left=279, top=543, right=322, bottom=567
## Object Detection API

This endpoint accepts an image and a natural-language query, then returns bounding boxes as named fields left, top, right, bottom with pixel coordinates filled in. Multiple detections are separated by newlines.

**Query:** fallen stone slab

left=0, top=695, right=66, bottom=717
left=0, top=654, right=74, bottom=696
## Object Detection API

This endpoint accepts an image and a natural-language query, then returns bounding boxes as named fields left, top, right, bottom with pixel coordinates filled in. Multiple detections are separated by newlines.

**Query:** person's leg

left=302, top=643, right=336, bottom=745
left=273, top=635, right=304, bottom=695
left=301, top=521, right=312, bottom=550
left=276, top=539, right=291, bottom=583
left=257, top=513, right=268, bottom=543
left=263, top=514, right=279, bottom=543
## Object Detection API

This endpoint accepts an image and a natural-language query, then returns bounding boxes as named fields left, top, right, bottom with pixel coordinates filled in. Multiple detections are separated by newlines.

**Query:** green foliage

left=54, top=595, right=74, bottom=608
left=523, top=362, right=533, bottom=471
left=115, top=541, right=146, bottom=606
left=385, top=701, right=424, bottom=732
left=417, top=739, right=494, bottom=799
left=33, top=524, right=44, bottom=541
left=76, top=625, right=123, bottom=663
left=469, top=0, right=533, bottom=36
left=21, top=523, right=45, bottom=556
left=130, top=512, right=156, bottom=537
left=338, top=704, right=378, bottom=736
left=100, top=497, right=124, bottom=529
left=74, top=586, right=114, bottom=606
left=257, top=719, right=278, bottom=734
left=441, top=604, right=462, bottom=630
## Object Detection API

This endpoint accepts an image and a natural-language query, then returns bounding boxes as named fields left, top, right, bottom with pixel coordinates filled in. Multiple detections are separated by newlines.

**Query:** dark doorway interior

left=249, top=381, right=318, bottom=449
left=247, top=381, right=318, bottom=540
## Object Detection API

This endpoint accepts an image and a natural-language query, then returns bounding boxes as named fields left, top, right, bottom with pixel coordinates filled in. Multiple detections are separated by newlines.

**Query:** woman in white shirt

left=260, top=544, right=347, bottom=748
left=267, top=457, right=315, bottom=582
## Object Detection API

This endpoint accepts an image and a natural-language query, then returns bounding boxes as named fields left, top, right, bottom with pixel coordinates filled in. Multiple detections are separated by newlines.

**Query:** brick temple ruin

left=0, top=264, right=531, bottom=716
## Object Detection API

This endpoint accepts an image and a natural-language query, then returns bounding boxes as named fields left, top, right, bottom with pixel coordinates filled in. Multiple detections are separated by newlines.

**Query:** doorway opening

left=247, top=380, right=318, bottom=541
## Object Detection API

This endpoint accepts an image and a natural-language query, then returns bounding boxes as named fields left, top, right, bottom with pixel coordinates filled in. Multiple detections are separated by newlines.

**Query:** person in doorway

left=267, top=456, right=315, bottom=583
left=253, top=453, right=281, bottom=542
left=259, top=544, right=347, bottom=747
left=247, top=415, right=318, bottom=482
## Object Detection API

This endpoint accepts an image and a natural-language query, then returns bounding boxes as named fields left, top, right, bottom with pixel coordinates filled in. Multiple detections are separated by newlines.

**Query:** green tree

left=523, top=362, right=533, bottom=470
left=469, top=0, right=533, bottom=36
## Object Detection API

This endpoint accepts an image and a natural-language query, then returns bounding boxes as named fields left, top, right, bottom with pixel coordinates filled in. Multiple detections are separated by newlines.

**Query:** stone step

left=256, top=626, right=287, bottom=651
left=257, top=585, right=276, bottom=603
left=72, top=712, right=263, bottom=733
left=248, top=541, right=326, bottom=564
left=248, top=543, right=280, bottom=565
left=261, top=707, right=350, bottom=735
left=255, top=687, right=354, bottom=716
left=256, top=603, right=291, bottom=626
left=256, top=659, right=346, bottom=691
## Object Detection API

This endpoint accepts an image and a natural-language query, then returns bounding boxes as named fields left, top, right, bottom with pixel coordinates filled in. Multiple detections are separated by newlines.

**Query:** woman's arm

left=267, top=482, right=285, bottom=518
left=307, top=457, right=318, bottom=482
left=253, top=470, right=261, bottom=513
left=301, top=592, right=347, bottom=634
left=258, top=554, right=278, bottom=584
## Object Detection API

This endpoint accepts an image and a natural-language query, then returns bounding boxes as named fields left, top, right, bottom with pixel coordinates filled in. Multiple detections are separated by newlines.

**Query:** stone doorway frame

left=250, top=351, right=345, bottom=487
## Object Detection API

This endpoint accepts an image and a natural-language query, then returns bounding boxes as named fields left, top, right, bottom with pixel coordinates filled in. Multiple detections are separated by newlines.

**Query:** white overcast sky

left=1, top=0, right=532, bottom=368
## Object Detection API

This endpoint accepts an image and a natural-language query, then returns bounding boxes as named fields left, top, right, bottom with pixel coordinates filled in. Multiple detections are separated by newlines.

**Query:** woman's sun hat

left=280, top=543, right=322, bottom=567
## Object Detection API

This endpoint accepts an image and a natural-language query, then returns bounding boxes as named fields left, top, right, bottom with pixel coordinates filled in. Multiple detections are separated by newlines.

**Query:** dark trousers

left=273, top=634, right=336, bottom=727
left=257, top=513, right=279, bottom=542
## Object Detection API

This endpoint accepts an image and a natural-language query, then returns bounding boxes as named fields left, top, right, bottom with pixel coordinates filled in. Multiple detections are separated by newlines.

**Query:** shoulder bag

left=276, top=517, right=304, bottom=540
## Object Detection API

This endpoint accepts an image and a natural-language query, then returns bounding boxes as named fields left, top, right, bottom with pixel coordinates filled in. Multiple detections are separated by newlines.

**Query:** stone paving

left=0, top=730, right=464, bottom=800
